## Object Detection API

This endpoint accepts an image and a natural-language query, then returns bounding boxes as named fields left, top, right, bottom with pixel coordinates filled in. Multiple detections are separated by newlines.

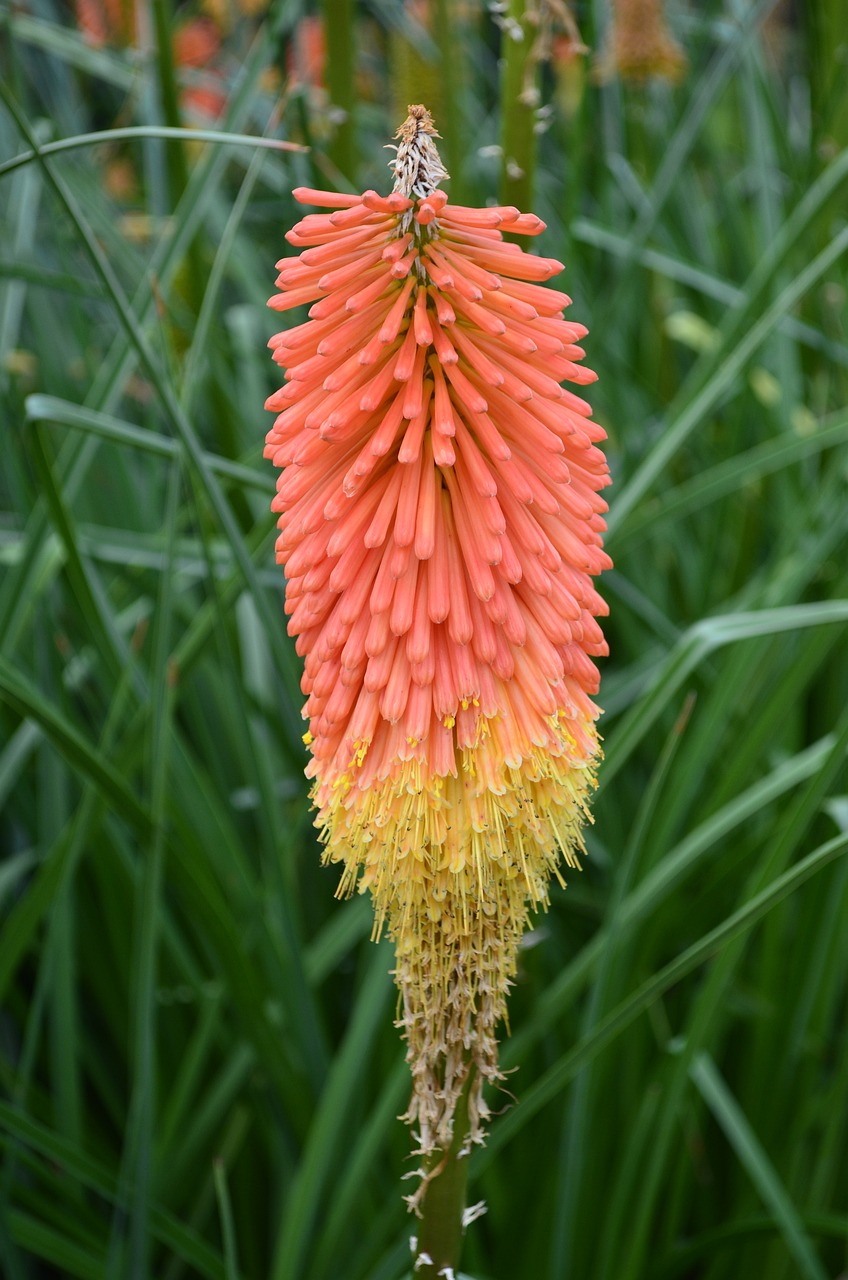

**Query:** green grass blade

left=479, top=831, right=848, bottom=1166
left=271, top=945, right=394, bottom=1280
left=213, top=1158, right=242, bottom=1280
left=691, top=1055, right=830, bottom=1280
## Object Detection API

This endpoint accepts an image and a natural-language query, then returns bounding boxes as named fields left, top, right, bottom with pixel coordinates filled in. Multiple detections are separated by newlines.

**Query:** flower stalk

left=414, top=1069, right=474, bottom=1277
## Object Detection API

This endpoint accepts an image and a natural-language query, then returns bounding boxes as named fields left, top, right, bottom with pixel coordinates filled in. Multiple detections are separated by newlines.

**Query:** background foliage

left=1, top=1, right=847, bottom=1277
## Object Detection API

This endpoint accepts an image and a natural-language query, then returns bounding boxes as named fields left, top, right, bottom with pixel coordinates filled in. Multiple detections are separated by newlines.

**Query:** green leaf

left=691, top=1055, right=830, bottom=1280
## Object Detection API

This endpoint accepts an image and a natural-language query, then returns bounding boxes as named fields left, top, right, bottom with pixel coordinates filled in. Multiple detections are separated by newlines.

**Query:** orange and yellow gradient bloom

left=266, top=107, right=610, bottom=1170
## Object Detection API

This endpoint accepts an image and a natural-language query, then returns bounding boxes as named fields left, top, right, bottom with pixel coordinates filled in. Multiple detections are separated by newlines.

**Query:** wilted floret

left=596, top=0, right=687, bottom=84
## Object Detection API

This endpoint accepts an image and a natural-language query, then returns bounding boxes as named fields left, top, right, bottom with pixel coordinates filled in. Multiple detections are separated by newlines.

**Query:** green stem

left=150, top=0, right=190, bottom=206
left=808, top=0, right=848, bottom=151
left=415, top=1074, right=474, bottom=1278
left=499, top=0, right=538, bottom=211
left=321, top=0, right=356, bottom=182
left=149, top=0, right=206, bottom=320
left=434, top=0, right=465, bottom=202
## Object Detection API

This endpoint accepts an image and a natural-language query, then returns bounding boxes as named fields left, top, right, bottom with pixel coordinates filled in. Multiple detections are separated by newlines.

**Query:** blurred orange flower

left=596, top=0, right=687, bottom=84
left=173, top=17, right=226, bottom=119
left=75, top=0, right=135, bottom=48
left=75, top=1, right=227, bottom=118
left=286, top=14, right=327, bottom=90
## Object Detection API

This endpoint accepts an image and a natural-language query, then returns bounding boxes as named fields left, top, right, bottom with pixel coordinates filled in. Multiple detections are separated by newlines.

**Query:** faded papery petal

left=266, top=106, right=610, bottom=1190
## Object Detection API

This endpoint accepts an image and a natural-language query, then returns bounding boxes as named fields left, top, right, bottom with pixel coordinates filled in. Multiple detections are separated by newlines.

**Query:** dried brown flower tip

left=596, top=0, right=687, bottom=85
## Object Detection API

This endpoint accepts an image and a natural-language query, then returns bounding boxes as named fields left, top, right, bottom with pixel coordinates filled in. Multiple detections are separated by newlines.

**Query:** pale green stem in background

left=149, top=0, right=188, bottom=205
left=434, top=0, right=466, bottom=202
left=808, top=0, right=848, bottom=148
left=499, top=0, right=539, bottom=211
left=321, top=0, right=356, bottom=182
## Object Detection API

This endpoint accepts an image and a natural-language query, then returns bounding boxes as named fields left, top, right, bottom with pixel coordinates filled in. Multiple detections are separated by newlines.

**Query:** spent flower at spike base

left=265, top=106, right=610, bottom=1198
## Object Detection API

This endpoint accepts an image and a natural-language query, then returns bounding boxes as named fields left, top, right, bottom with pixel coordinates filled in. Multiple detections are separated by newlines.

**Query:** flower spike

left=266, top=107, right=611, bottom=1194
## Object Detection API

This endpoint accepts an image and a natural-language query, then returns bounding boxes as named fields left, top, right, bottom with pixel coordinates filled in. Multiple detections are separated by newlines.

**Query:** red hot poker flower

left=266, top=106, right=610, bottom=1184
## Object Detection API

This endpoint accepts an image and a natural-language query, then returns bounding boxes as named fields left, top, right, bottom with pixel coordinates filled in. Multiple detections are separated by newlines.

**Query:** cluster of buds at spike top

left=265, top=107, right=610, bottom=1176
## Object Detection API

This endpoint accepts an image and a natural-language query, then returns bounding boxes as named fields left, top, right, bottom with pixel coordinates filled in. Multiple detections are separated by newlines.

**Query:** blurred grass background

left=1, top=0, right=847, bottom=1277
